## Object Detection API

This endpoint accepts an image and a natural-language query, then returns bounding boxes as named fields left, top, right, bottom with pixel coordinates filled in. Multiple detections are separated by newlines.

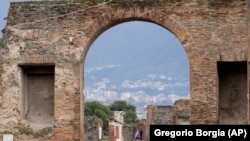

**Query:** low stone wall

left=123, top=124, right=136, bottom=141
left=84, top=116, right=103, bottom=141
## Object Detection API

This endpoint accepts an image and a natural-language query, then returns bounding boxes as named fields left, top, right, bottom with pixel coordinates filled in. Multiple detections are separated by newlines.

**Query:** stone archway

left=83, top=20, right=191, bottom=141
left=81, top=5, right=194, bottom=141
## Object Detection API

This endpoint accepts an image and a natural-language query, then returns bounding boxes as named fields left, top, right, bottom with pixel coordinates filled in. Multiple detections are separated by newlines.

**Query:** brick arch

left=81, top=6, right=194, bottom=62
left=81, top=5, right=194, bottom=140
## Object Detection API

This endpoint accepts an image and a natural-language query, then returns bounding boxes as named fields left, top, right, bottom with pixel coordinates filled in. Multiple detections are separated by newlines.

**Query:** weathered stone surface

left=0, top=0, right=248, bottom=140
left=84, top=116, right=103, bottom=141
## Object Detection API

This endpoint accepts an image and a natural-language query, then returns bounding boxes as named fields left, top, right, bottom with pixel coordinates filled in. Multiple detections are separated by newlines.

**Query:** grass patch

left=16, top=123, right=53, bottom=138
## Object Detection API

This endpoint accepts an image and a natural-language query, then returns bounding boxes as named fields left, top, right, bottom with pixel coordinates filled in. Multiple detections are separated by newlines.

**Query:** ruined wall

left=109, top=111, right=125, bottom=141
left=173, top=99, right=190, bottom=124
left=123, top=124, right=135, bottom=141
left=0, top=0, right=248, bottom=140
left=147, top=99, right=190, bottom=125
left=146, top=105, right=175, bottom=141
left=109, top=121, right=123, bottom=141
left=123, top=119, right=146, bottom=141
left=152, top=106, right=174, bottom=125
left=84, top=116, right=103, bottom=141
left=137, top=119, right=146, bottom=141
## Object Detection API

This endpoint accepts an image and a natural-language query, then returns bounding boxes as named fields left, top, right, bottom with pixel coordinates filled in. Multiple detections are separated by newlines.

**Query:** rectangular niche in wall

left=217, top=62, right=247, bottom=124
left=21, top=65, right=55, bottom=131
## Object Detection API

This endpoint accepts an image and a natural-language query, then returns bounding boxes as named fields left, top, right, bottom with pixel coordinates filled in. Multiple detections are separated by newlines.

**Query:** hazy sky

left=86, top=21, right=185, bottom=68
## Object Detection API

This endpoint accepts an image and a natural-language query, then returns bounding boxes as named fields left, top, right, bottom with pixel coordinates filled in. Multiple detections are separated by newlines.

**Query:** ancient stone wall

left=145, top=100, right=189, bottom=141
left=109, top=121, right=123, bottom=141
left=123, top=124, right=135, bottom=141
left=173, top=99, right=190, bottom=124
left=145, top=105, right=175, bottom=141
left=123, top=120, right=146, bottom=141
left=137, top=119, right=146, bottom=141
left=147, top=100, right=190, bottom=125
left=152, top=106, right=174, bottom=124
left=109, top=111, right=125, bottom=141
left=0, top=0, right=248, bottom=140
left=84, top=116, right=103, bottom=141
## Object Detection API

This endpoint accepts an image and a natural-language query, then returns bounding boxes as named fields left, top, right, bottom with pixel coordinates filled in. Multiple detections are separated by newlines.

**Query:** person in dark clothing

left=139, top=129, right=143, bottom=140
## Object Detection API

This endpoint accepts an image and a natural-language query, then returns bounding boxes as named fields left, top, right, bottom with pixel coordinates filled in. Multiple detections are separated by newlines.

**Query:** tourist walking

left=134, top=129, right=141, bottom=140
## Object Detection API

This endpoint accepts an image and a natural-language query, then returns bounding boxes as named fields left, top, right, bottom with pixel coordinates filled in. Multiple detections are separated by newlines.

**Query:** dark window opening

left=217, top=62, right=247, bottom=124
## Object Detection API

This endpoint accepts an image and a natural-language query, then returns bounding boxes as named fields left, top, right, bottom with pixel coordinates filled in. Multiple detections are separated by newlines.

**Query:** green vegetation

left=102, top=135, right=109, bottom=140
left=0, top=38, right=6, bottom=47
left=84, top=100, right=138, bottom=135
left=16, top=123, right=33, bottom=135
left=15, top=123, right=53, bottom=138
left=33, top=127, right=53, bottom=138
left=85, top=101, right=111, bottom=134
left=109, top=100, right=137, bottom=124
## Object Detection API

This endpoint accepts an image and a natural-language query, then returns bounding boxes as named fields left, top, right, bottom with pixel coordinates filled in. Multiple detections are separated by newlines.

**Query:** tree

left=124, top=110, right=137, bottom=123
left=84, top=101, right=111, bottom=135
left=109, top=100, right=137, bottom=124
left=84, top=100, right=138, bottom=135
